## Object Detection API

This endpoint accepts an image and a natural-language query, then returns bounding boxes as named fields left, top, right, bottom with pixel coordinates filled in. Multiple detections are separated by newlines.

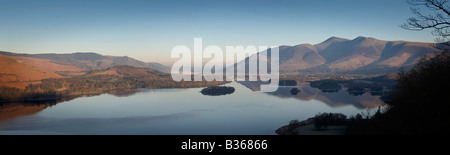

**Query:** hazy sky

left=0, top=0, right=436, bottom=65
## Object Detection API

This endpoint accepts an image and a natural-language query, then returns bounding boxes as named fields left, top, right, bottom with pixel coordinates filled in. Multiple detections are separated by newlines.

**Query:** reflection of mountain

left=238, top=82, right=384, bottom=109
left=0, top=90, right=146, bottom=122
left=0, top=102, right=57, bottom=122
left=106, top=89, right=144, bottom=97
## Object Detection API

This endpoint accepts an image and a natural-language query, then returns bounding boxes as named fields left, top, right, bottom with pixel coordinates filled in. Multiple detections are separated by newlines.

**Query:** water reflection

left=0, top=110, right=197, bottom=134
left=0, top=101, right=57, bottom=122
left=0, top=82, right=386, bottom=135
left=348, top=91, right=366, bottom=96
left=106, top=89, right=145, bottom=97
left=0, top=90, right=149, bottom=123
left=238, top=81, right=385, bottom=109
left=0, top=82, right=385, bottom=124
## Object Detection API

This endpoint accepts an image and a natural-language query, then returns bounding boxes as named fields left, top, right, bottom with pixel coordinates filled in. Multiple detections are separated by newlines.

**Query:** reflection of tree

left=348, top=91, right=366, bottom=96
left=321, top=89, right=340, bottom=93
left=348, top=0, right=450, bottom=133
left=310, top=80, right=342, bottom=93
left=0, top=101, right=58, bottom=122
left=106, top=89, right=143, bottom=97
left=236, top=81, right=386, bottom=109
left=0, top=86, right=61, bottom=103
left=0, top=101, right=57, bottom=110
left=370, top=91, right=383, bottom=96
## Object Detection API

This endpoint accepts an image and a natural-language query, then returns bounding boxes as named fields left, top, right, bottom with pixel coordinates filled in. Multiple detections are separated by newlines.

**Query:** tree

left=361, top=108, right=372, bottom=120
left=346, top=0, right=450, bottom=134
left=380, top=52, right=450, bottom=134
left=401, top=0, right=450, bottom=49
left=397, top=0, right=450, bottom=134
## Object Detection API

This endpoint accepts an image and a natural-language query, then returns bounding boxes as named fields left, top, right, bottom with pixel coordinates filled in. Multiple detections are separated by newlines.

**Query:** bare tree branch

left=403, top=0, right=450, bottom=50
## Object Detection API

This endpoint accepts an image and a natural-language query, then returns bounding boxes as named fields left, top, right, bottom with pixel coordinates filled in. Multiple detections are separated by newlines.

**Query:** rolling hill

left=0, top=51, right=170, bottom=88
left=12, top=56, right=86, bottom=77
left=0, top=55, right=63, bottom=88
left=82, top=65, right=164, bottom=78
left=0, top=55, right=63, bottom=82
left=0, top=51, right=170, bottom=75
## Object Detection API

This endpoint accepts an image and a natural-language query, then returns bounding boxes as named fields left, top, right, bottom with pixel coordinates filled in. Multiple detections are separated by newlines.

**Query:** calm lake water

left=0, top=82, right=384, bottom=135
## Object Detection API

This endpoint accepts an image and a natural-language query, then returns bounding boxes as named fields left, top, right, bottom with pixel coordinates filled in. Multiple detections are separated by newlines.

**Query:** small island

left=201, top=86, right=235, bottom=96
left=290, top=88, right=301, bottom=95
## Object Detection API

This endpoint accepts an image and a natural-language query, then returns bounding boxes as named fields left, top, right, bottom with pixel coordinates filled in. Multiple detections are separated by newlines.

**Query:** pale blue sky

left=0, top=0, right=435, bottom=64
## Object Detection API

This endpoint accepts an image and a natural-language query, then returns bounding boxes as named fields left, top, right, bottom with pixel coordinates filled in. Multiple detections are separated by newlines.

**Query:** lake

left=0, top=82, right=385, bottom=135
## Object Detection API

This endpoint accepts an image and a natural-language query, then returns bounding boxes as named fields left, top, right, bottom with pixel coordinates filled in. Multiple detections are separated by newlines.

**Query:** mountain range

left=82, top=65, right=164, bottom=78
left=0, top=51, right=169, bottom=77
left=0, top=36, right=443, bottom=89
left=0, top=51, right=170, bottom=88
left=236, top=36, right=441, bottom=75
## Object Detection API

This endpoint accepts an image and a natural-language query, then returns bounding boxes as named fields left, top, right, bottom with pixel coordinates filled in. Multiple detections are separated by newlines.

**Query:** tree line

left=1, top=72, right=227, bottom=102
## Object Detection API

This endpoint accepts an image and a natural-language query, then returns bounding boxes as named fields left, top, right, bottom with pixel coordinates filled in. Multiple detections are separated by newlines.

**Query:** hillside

left=0, top=55, right=62, bottom=88
left=235, top=36, right=441, bottom=75
left=83, top=65, right=164, bottom=78
left=0, top=51, right=170, bottom=74
left=12, top=56, right=85, bottom=77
